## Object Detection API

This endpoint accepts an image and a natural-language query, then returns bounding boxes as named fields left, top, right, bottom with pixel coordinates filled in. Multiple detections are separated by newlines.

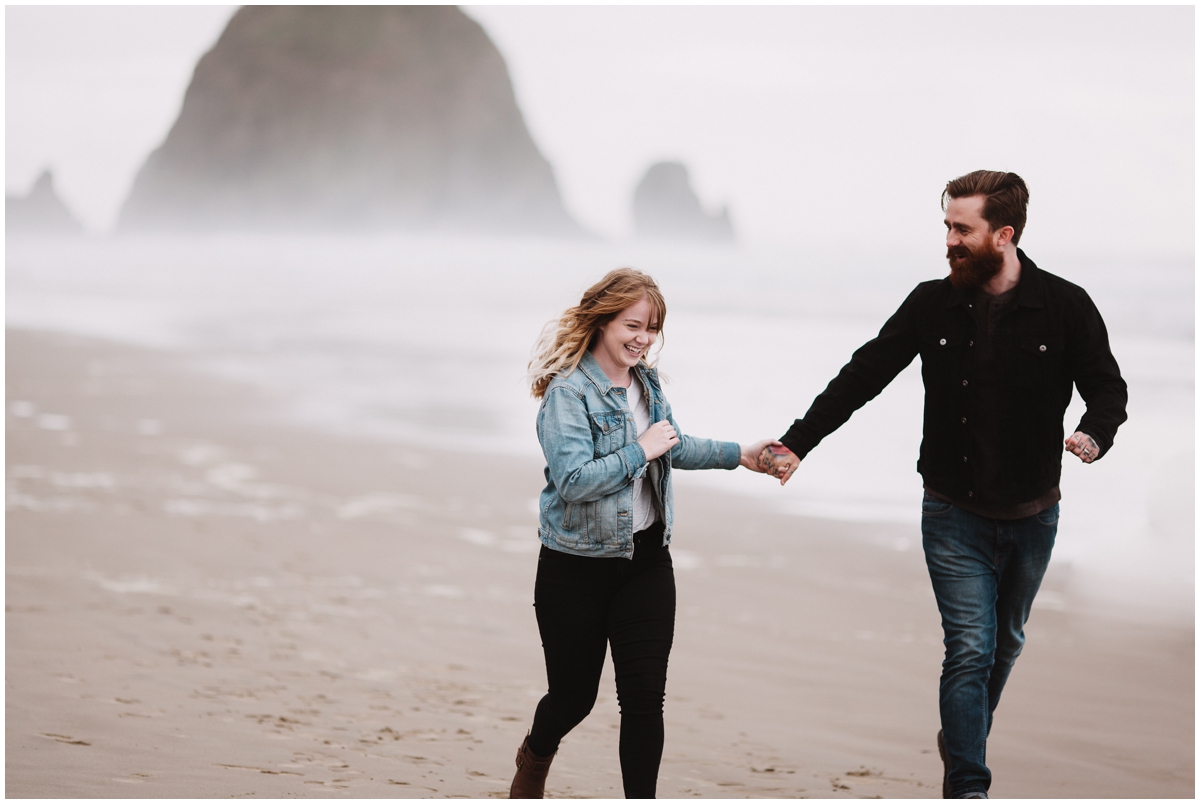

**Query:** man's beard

left=946, top=238, right=1004, bottom=290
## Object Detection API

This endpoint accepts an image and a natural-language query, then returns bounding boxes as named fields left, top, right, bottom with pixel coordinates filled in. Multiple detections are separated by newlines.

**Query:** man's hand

left=756, top=444, right=801, bottom=486
left=1064, top=431, right=1101, bottom=464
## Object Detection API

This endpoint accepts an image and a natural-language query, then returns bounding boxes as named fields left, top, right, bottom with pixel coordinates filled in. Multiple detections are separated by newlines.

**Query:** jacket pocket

left=921, top=330, right=968, bottom=369
left=926, top=332, right=966, bottom=349
left=590, top=411, right=626, bottom=457
left=1018, top=335, right=1065, bottom=356
left=1014, top=334, right=1066, bottom=389
left=558, top=501, right=590, bottom=545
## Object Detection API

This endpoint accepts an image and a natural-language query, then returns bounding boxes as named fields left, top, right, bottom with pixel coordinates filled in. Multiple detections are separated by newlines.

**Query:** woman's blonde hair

left=529, top=267, right=667, bottom=398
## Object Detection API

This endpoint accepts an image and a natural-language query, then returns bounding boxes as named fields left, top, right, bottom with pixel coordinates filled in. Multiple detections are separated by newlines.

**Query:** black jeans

left=527, top=522, right=675, bottom=799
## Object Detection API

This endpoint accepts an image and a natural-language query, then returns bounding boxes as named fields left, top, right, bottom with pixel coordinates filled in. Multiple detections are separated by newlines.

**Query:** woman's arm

left=657, top=394, right=782, bottom=473
left=538, top=386, right=648, bottom=503
left=659, top=395, right=742, bottom=471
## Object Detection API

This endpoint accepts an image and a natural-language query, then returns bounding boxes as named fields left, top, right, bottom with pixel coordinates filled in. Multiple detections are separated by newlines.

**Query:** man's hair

left=941, top=170, right=1030, bottom=245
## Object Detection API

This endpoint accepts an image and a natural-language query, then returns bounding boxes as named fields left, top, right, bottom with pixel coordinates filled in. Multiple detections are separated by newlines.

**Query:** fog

left=467, top=5, right=1194, bottom=255
left=7, top=5, right=1195, bottom=256
left=5, top=6, right=237, bottom=233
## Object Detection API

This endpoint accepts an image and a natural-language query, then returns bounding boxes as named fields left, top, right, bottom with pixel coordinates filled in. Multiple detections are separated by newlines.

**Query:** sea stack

left=632, top=161, right=734, bottom=242
left=118, top=6, right=579, bottom=236
left=6, top=171, right=84, bottom=237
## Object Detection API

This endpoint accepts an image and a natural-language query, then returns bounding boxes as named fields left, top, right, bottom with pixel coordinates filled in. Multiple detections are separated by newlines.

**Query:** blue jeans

left=921, top=493, right=1058, bottom=798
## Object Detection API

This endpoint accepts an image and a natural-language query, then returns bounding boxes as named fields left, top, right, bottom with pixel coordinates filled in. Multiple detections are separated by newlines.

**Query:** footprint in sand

left=41, top=733, right=90, bottom=746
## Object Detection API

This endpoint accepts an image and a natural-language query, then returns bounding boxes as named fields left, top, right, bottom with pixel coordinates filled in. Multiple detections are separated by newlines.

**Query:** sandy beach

left=5, top=327, right=1194, bottom=798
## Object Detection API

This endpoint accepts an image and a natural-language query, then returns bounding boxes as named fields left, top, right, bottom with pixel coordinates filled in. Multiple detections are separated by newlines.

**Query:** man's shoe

left=509, top=733, right=556, bottom=798
left=937, top=729, right=950, bottom=799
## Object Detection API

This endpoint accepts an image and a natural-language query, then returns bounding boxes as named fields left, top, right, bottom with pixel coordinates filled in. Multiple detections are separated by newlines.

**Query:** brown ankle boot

left=509, top=733, right=556, bottom=798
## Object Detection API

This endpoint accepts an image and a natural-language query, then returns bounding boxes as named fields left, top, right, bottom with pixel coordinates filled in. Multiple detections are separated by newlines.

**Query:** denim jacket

left=537, top=350, right=741, bottom=559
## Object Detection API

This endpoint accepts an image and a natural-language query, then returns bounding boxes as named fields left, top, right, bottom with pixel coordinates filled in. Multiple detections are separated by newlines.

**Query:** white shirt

left=626, top=374, right=659, bottom=532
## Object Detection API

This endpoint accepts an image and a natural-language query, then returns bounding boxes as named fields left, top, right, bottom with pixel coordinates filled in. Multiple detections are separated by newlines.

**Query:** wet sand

left=5, top=328, right=1193, bottom=797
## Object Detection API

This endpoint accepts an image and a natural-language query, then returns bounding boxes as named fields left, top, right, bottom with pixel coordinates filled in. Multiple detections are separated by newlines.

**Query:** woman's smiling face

left=592, top=296, right=659, bottom=381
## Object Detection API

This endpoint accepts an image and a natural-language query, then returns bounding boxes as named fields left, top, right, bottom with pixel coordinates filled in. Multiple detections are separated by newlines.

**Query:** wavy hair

left=529, top=267, right=667, bottom=398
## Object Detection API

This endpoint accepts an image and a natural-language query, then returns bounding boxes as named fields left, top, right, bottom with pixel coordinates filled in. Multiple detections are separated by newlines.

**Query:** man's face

left=944, top=195, right=1003, bottom=290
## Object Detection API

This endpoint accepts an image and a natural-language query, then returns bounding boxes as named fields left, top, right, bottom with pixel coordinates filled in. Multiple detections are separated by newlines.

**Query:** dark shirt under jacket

left=967, top=285, right=1018, bottom=502
left=924, top=285, right=1060, bottom=519
left=780, top=250, right=1128, bottom=512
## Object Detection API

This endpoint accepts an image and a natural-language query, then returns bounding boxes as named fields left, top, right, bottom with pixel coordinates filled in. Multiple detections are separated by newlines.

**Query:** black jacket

left=780, top=250, right=1128, bottom=505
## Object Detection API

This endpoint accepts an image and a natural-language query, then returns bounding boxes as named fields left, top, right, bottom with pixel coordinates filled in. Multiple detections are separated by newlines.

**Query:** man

left=761, top=171, right=1127, bottom=798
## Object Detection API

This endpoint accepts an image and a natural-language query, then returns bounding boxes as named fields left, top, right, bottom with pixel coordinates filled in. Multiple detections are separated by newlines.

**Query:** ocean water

left=7, top=235, right=1194, bottom=613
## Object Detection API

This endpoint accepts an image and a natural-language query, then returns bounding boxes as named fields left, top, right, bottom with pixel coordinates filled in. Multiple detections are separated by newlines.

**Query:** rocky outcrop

left=632, top=161, right=734, bottom=242
left=6, top=171, right=84, bottom=236
left=118, top=6, right=579, bottom=235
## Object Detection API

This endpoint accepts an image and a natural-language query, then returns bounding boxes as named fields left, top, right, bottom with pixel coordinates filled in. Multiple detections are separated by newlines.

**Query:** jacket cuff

left=720, top=441, right=742, bottom=470
left=618, top=442, right=648, bottom=477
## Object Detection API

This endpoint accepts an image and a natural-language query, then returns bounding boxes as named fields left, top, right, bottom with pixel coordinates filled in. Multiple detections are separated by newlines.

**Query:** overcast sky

left=6, top=5, right=1194, bottom=259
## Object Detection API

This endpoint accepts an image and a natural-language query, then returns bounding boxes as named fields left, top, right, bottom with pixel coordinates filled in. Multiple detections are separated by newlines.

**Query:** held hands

left=639, top=420, right=680, bottom=461
left=744, top=442, right=800, bottom=486
left=1065, top=431, right=1101, bottom=464
left=739, top=439, right=783, bottom=474
left=762, top=444, right=801, bottom=485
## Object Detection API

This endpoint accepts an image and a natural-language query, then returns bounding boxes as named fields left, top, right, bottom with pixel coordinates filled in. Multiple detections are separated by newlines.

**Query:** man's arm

left=767, top=283, right=927, bottom=483
left=1065, top=287, right=1128, bottom=462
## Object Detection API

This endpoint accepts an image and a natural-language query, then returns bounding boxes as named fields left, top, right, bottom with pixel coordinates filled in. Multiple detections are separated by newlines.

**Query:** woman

left=510, top=267, right=780, bottom=799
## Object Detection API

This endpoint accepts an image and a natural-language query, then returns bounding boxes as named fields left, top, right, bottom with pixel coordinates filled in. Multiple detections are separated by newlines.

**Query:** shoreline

left=6, top=327, right=1194, bottom=797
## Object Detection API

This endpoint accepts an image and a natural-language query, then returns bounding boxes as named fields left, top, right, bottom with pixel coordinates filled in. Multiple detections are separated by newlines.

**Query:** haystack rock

left=118, top=6, right=580, bottom=235
left=632, top=161, right=734, bottom=242
left=6, top=171, right=84, bottom=236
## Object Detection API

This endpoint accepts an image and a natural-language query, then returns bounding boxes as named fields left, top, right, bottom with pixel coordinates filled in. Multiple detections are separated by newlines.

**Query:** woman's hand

left=639, top=420, right=679, bottom=461
left=740, top=439, right=783, bottom=473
